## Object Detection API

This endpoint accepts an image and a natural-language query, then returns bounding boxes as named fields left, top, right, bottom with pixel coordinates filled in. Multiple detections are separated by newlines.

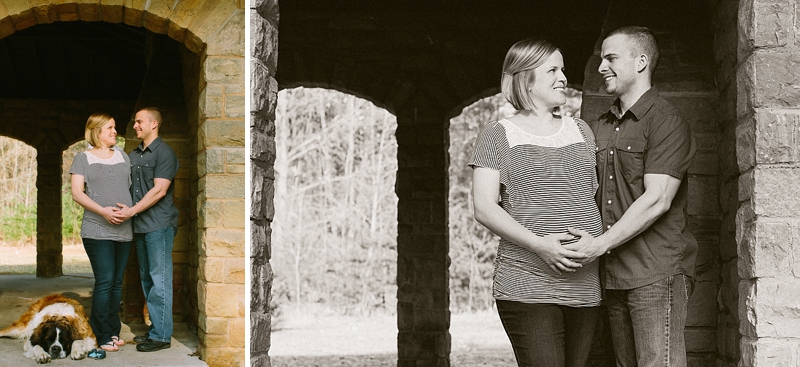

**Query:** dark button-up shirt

left=589, top=86, right=698, bottom=290
left=130, top=137, right=179, bottom=233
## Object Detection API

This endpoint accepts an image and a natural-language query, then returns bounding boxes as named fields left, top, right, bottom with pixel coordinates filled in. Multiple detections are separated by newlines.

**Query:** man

left=113, top=107, right=179, bottom=352
left=566, top=26, right=697, bottom=366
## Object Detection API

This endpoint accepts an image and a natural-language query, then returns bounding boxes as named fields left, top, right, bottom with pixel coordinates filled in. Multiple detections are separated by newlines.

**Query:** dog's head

left=30, top=316, right=75, bottom=360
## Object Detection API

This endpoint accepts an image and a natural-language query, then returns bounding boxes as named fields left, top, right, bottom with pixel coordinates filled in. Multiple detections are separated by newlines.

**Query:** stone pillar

left=711, top=1, right=741, bottom=365
left=737, top=1, right=800, bottom=366
left=395, top=104, right=451, bottom=367
left=250, top=0, right=278, bottom=366
left=196, top=7, right=247, bottom=367
left=36, top=143, right=62, bottom=278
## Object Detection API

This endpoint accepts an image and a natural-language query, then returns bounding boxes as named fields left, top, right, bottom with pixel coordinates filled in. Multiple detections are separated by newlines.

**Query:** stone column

left=36, top=143, right=62, bottom=278
left=250, top=0, right=278, bottom=366
left=395, top=105, right=451, bottom=367
left=196, top=7, right=247, bottom=367
left=737, top=1, right=800, bottom=366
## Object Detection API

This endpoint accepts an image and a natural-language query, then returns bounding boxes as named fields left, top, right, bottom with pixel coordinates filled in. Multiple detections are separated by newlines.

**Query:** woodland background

left=0, top=138, right=94, bottom=246
left=271, top=87, right=581, bottom=316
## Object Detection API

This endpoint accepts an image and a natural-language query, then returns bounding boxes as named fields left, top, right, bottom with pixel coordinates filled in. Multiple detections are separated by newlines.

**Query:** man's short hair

left=606, top=26, right=660, bottom=76
left=138, top=107, right=163, bottom=129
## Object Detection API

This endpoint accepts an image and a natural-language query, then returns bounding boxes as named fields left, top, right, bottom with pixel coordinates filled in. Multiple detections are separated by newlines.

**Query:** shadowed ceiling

left=0, top=21, right=147, bottom=100
left=277, top=0, right=611, bottom=113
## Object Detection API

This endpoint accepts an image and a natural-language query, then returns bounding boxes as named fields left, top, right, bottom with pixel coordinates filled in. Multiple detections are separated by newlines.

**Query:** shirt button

left=627, top=146, right=632, bottom=150
left=609, top=175, right=613, bottom=180
left=615, top=127, right=619, bottom=131
left=607, top=200, right=612, bottom=205
left=606, top=250, right=612, bottom=255
left=606, top=225, right=611, bottom=229
left=609, top=151, right=614, bottom=155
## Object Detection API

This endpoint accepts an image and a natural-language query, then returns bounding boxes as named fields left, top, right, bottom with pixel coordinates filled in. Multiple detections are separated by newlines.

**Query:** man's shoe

left=133, top=334, right=149, bottom=343
left=136, top=340, right=171, bottom=352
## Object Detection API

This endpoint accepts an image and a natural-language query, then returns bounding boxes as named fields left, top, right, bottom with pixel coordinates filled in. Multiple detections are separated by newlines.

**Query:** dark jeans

left=83, top=238, right=132, bottom=345
left=496, top=300, right=600, bottom=367
left=606, top=274, right=695, bottom=367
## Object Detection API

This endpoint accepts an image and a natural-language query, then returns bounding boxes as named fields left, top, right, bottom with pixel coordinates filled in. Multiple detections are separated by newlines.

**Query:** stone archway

left=0, top=1, right=245, bottom=365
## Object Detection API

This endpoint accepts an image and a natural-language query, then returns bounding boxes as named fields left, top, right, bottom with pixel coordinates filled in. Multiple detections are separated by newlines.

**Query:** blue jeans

left=135, top=226, right=176, bottom=343
left=83, top=238, right=132, bottom=345
left=606, top=274, right=695, bottom=367
left=496, top=300, right=600, bottom=367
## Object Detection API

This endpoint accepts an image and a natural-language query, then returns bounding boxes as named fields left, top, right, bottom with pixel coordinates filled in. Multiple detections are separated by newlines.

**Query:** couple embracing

left=471, top=26, right=697, bottom=367
left=69, top=107, right=179, bottom=354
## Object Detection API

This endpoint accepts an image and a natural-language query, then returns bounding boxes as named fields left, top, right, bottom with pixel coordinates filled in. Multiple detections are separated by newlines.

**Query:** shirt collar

left=135, top=136, right=163, bottom=153
left=601, top=85, right=660, bottom=123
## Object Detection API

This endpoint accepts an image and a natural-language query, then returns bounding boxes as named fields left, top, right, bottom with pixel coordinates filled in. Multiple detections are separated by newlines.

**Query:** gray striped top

left=69, top=149, right=134, bottom=242
left=469, top=116, right=603, bottom=307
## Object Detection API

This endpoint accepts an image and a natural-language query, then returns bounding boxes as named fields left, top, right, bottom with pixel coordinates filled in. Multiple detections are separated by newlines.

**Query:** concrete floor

left=0, top=274, right=207, bottom=366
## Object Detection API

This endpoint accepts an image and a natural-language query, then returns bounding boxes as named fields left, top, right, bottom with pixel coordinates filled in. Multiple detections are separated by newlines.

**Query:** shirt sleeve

left=468, top=122, right=503, bottom=171
left=644, top=114, right=696, bottom=180
left=68, top=152, right=86, bottom=176
left=121, top=151, right=132, bottom=188
left=154, top=146, right=179, bottom=180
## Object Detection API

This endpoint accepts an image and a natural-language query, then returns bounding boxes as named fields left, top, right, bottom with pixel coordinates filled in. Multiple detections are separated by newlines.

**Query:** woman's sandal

left=87, top=348, right=106, bottom=360
left=111, top=336, right=126, bottom=346
left=100, top=341, right=118, bottom=352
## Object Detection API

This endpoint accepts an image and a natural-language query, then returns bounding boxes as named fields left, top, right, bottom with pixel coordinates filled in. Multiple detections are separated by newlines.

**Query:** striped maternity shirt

left=469, top=116, right=603, bottom=307
left=69, top=148, right=134, bottom=242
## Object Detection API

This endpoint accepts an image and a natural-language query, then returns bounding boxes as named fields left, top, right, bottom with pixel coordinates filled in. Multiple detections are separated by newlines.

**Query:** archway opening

left=269, top=87, right=399, bottom=361
left=0, top=137, right=37, bottom=274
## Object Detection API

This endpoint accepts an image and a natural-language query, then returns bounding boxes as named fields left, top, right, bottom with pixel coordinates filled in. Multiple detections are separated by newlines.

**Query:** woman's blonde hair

left=85, top=112, right=114, bottom=148
left=500, top=38, right=560, bottom=111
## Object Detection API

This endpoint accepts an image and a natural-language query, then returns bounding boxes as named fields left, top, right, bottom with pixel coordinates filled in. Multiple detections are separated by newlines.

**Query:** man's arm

left=566, top=173, right=682, bottom=260
left=113, top=178, right=171, bottom=220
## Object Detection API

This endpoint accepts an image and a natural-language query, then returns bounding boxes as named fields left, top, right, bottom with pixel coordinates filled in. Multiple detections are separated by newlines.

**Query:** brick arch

left=0, top=1, right=245, bottom=366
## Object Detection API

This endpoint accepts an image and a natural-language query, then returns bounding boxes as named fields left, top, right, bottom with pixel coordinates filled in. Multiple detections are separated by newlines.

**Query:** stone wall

left=249, top=0, right=279, bottom=365
left=712, top=0, right=741, bottom=365
left=737, top=0, right=800, bottom=365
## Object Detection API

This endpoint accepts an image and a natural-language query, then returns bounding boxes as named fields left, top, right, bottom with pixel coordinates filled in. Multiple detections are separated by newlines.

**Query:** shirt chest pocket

left=615, top=139, right=646, bottom=183
left=133, top=164, right=156, bottom=184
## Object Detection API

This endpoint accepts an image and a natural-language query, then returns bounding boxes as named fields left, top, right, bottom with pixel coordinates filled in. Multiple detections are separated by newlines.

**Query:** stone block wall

left=737, top=1, right=800, bottom=365
left=250, top=0, right=279, bottom=366
left=711, top=0, right=741, bottom=365
left=194, top=3, right=246, bottom=366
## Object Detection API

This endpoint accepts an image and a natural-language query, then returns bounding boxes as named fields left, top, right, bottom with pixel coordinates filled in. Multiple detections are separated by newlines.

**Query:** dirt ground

left=0, top=242, right=91, bottom=274
left=269, top=309, right=518, bottom=366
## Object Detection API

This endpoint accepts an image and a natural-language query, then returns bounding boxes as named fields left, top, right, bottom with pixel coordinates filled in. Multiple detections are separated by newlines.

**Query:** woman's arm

left=472, top=166, right=585, bottom=274
left=71, top=173, right=122, bottom=225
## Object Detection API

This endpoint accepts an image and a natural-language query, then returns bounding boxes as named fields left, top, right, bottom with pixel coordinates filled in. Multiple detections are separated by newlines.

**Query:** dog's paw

left=31, top=346, right=51, bottom=364
left=70, top=339, right=91, bottom=360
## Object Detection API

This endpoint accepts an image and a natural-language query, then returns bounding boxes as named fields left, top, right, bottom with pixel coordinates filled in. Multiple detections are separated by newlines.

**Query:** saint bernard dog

left=0, top=294, right=97, bottom=364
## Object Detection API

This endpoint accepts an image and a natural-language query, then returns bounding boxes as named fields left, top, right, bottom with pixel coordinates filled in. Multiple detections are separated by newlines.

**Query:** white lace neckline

left=85, top=148, right=125, bottom=165
left=500, top=116, right=584, bottom=148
